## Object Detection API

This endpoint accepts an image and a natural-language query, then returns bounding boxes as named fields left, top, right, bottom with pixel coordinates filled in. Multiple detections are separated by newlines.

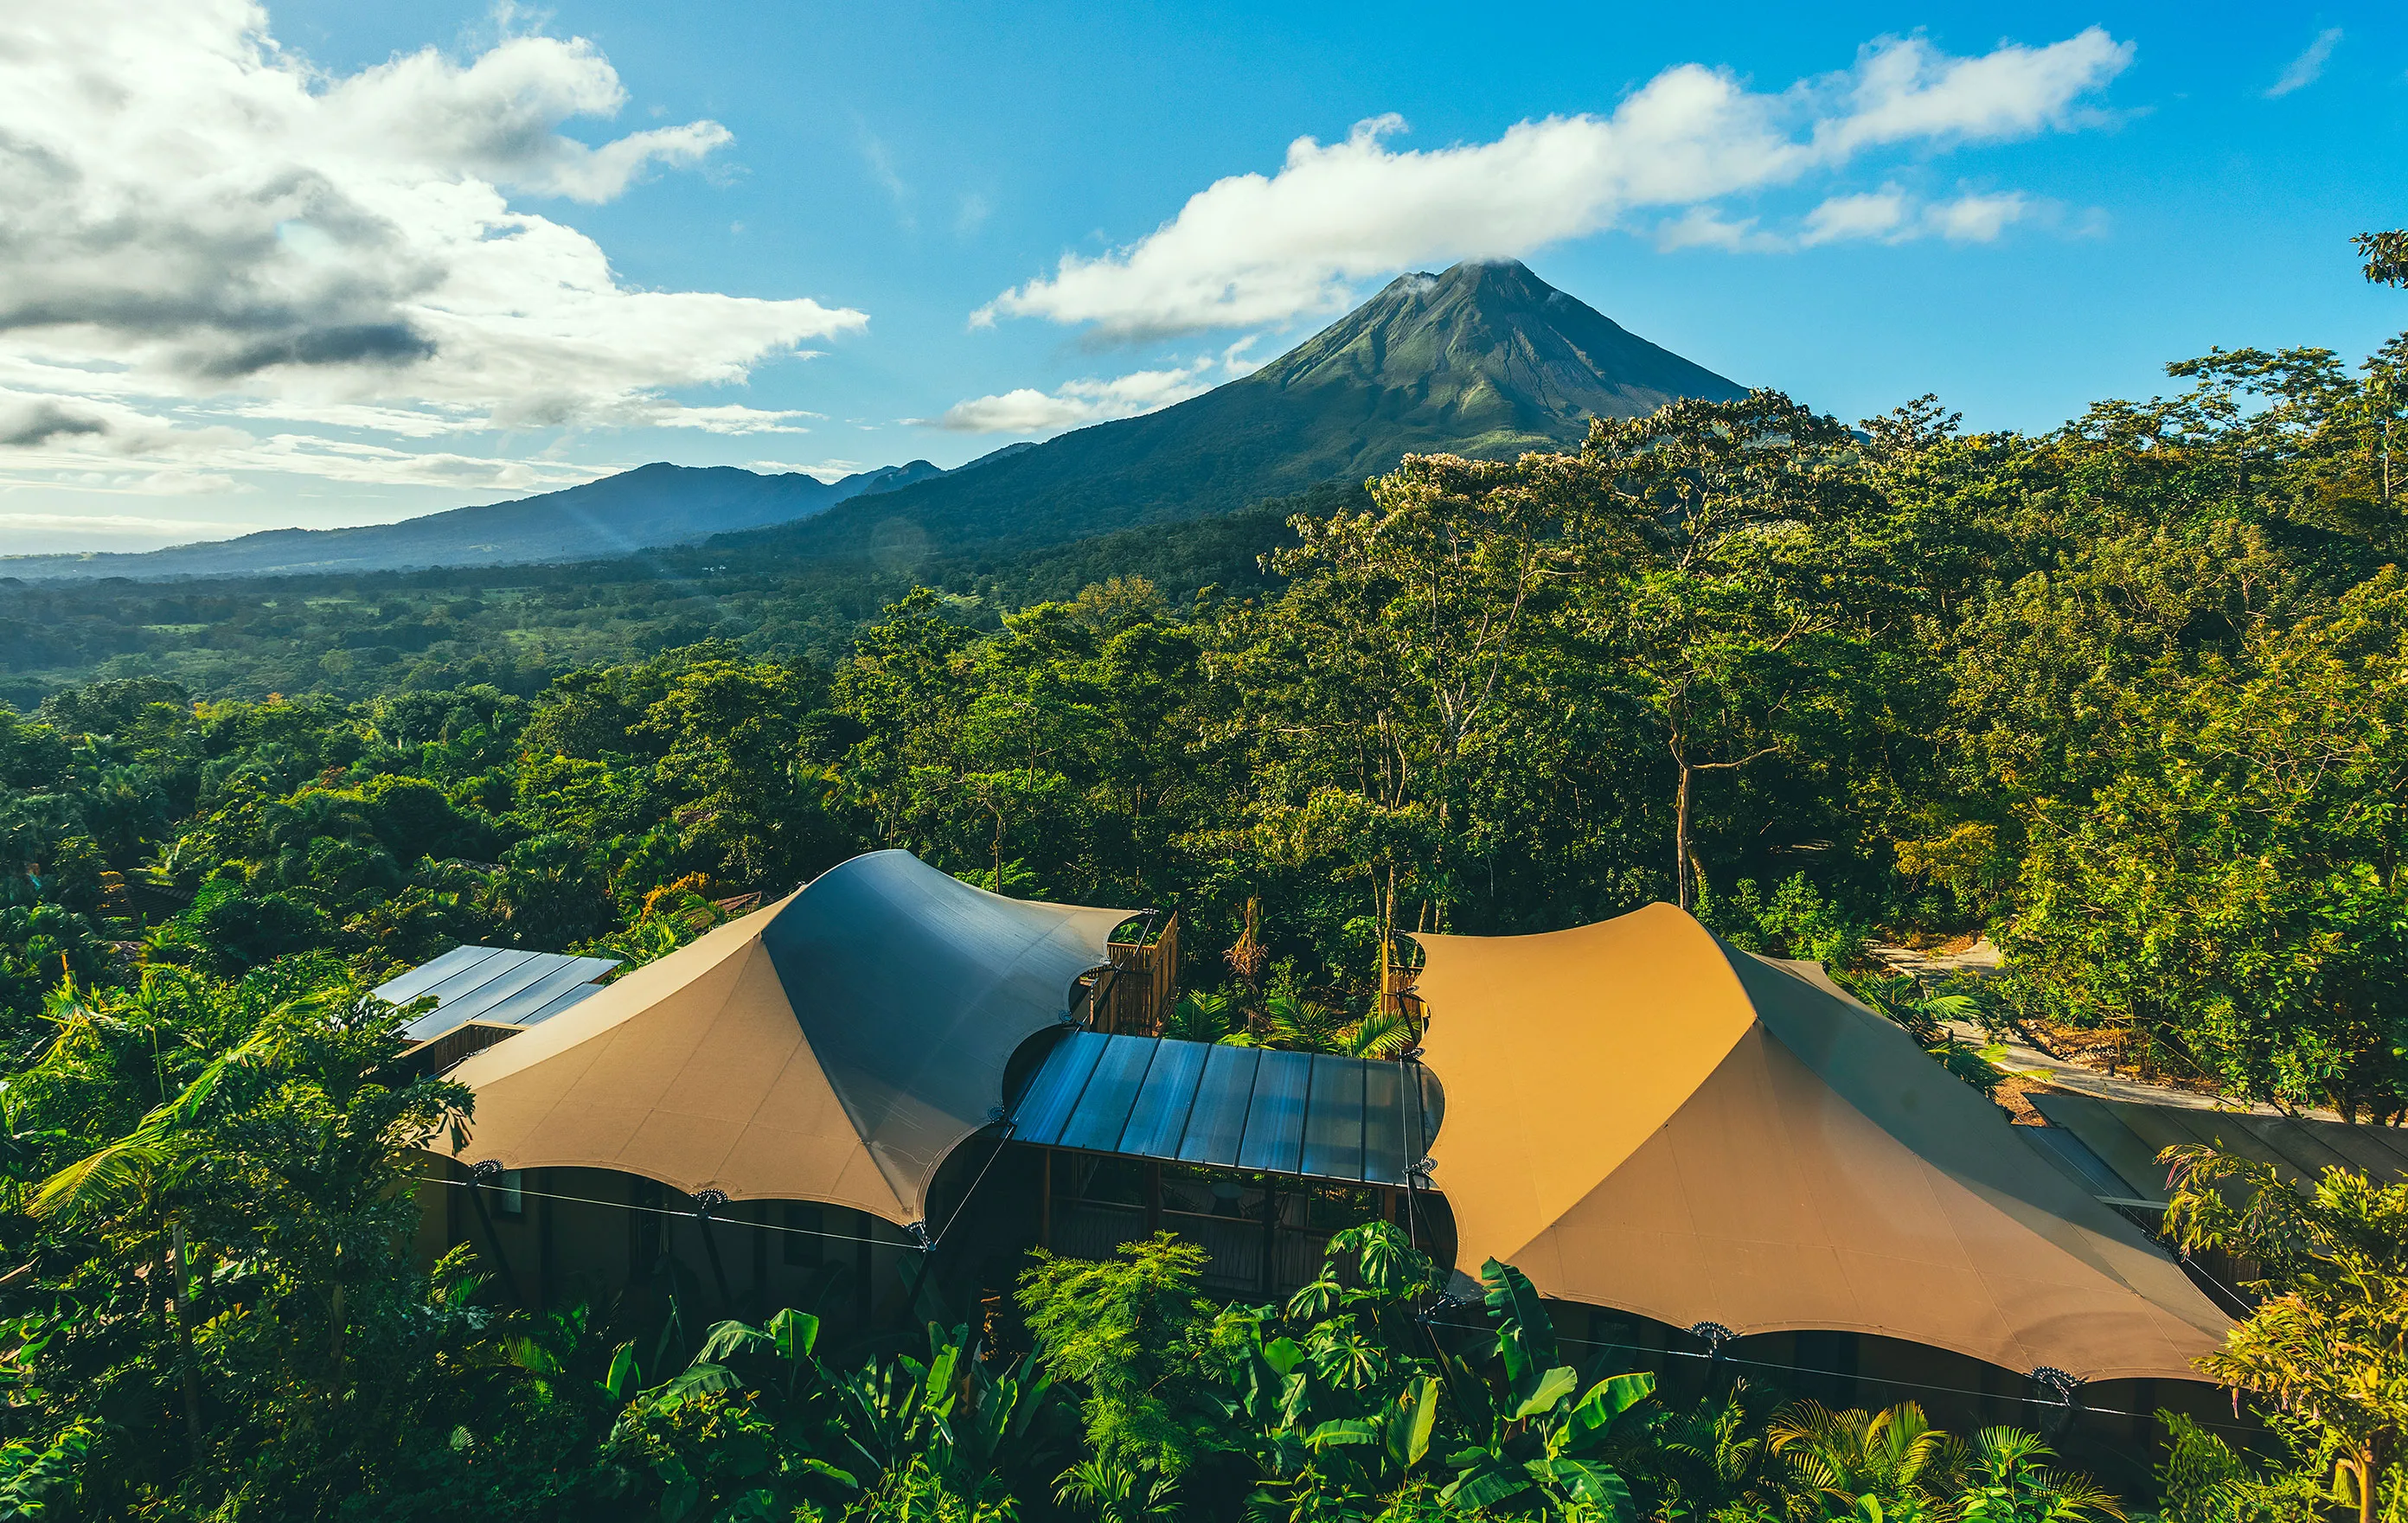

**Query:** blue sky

left=1, top=1, right=2402, bottom=551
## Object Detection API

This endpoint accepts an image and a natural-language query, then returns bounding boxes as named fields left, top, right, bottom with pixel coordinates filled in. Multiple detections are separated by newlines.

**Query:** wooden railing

left=1089, top=912, right=1180, bottom=1035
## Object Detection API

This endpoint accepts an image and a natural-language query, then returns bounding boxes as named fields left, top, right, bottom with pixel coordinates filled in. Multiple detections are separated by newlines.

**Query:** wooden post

left=752, top=1201, right=769, bottom=1309
left=855, top=1211, right=873, bottom=1326
left=467, top=1181, right=524, bottom=1307
left=1146, top=1161, right=1162, bottom=1236
left=628, top=1173, right=644, bottom=1285
left=1040, top=1152, right=1054, bottom=1250
left=536, top=1168, right=554, bottom=1313
left=1258, top=1178, right=1278, bottom=1296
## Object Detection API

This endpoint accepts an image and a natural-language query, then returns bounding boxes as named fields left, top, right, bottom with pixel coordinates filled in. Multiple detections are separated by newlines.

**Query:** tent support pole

left=696, top=1219, right=733, bottom=1311
left=690, top=1191, right=735, bottom=1313
left=465, top=1176, right=524, bottom=1308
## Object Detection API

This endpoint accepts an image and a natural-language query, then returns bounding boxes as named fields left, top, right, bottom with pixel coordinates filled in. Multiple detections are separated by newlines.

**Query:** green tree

left=2360, top=231, right=2408, bottom=289
left=2164, top=1148, right=2408, bottom=1523
left=1018, top=1231, right=1233, bottom=1483
left=1566, top=392, right=1882, bottom=912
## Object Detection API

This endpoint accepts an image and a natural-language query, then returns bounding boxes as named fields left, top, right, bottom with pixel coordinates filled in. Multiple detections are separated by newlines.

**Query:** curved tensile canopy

left=447, top=850, right=1131, bottom=1225
left=1412, top=904, right=2231, bottom=1383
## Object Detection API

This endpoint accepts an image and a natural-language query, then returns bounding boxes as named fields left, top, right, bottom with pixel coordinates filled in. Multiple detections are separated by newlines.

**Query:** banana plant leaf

left=1569, top=1371, right=1656, bottom=1435
left=1481, top=1257, right=1559, bottom=1393
left=1387, top=1374, right=1439, bottom=1470
left=1513, top=1363, right=1580, bottom=1420
left=1444, top=1456, right=1534, bottom=1511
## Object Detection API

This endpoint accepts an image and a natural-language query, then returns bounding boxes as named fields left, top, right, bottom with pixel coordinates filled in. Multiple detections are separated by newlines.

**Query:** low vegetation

left=0, top=965, right=2150, bottom=1522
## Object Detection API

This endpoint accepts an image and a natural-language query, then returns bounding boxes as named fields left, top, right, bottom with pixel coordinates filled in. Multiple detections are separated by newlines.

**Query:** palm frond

left=30, top=1129, right=170, bottom=1223
left=1341, top=1009, right=1412, bottom=1059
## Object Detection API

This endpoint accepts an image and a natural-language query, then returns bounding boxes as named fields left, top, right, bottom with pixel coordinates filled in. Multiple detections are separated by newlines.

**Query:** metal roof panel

left=420, top=953, right=581, bottom=1030
left=412, top=948, right=541, bottom=1010
left=1015, top=1031, right=1111, bottom=1148
left=472, top=957, right=619, bottom=1027
left=515, top=980, right=611, bottom=1027
left=2027, top=1094, right=2171, bottom=1202
left=1237, top=1049, right=1313, bottom=1174
left=375, top=944, right=504, bottom=1004
left=1361, top=1061, right=1408, bottom=1186
left=1119, top=1039, right=1208, bottom=1160
left=1300, top=1053, right=1365, bottom=1182
left=1058, top=1036, right=1157, bottom=1154
left=1176, top=1045, right=1260, bottom=1167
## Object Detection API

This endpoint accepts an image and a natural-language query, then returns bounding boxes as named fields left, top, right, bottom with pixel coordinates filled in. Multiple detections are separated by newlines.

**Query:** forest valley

left=0, top=239, right=2402, bottom=1517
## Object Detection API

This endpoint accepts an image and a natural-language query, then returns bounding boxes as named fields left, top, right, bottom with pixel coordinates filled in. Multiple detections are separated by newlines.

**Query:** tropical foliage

left=0, top=237, right=2396, bottom=1513
left=2161, top=1148, right=2408, bottom=1523
left=7, top=287, right=2406, bottom=1107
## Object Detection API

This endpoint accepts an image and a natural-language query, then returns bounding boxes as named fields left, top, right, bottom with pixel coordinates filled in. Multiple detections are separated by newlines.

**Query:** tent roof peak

left=445, top=850, right=1132, bottom=1225
left=1412, top=901, right=2230, bottom=1382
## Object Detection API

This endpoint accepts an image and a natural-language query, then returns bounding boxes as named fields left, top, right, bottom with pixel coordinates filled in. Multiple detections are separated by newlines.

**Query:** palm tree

left=1664, top=1379, right=1777, bottom=1518
left=30, top=1014, right=275, bottom=1470
left=1054, top=1456, right=1178, bottom=1523
left=1770, top=1401, right=1952, bottom=1522
left=1945, top=1428, right=2124, bottom=1523
left=1161, top=989, right=1230, bottom=1043
left=1846, top=975, right=2028, bottom=1100
left=1234, top=992, right=1414, bottom=1059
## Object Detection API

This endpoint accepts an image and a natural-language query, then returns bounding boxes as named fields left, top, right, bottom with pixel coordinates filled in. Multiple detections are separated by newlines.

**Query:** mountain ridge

left=696, top=259, right=1746, bottom=566
left=0, top=459, right=951, bottom=580
left=3, top=260, right=1745, bottom=582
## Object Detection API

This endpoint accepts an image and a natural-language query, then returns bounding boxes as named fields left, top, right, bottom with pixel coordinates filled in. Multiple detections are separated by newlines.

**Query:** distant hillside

left=716, top=259, right=1746, bottom=564
left=3, top=259, right=1742, bottom=585
left=0, top=458, right=951, bottom=580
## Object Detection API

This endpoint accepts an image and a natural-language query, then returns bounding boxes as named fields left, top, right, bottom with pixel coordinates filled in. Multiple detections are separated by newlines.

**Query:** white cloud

left=745, top=458, right=861, bottom=479
left=1654, top=208, right=1781, bottom=253
left=1800, top=189, right=1912, bottom=245
left=1924, top=191, right=2029, bottom=242
left=0, top=0, right=865, bottom=512
left=923, top=347, right=1256, bottom=435
left=2267, top=29, right=2343, bottom=99
left=1811, top=31, right=2131, bottom=156
left=0, top=511, right=262, bottom=533
left=1797, top=188, right=2029, bottom=246
left=591, top=402, right=823, bottom=435
left=860, top=127, right=913, bottom=229
left=978, top=28, right=2130, bottom=337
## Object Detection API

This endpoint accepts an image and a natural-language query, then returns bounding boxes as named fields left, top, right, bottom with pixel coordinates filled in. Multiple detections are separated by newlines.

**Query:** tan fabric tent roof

left=1412, top=904, right=2231, bottom=1382
left=448, top=850, right=1130, bottom=1225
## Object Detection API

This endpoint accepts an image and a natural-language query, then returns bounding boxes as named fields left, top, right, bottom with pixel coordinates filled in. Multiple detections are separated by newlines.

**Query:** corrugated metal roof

left=375, top=946, right=619, bottom=1046
left=1012, top=1032, right=1442, bottom=1186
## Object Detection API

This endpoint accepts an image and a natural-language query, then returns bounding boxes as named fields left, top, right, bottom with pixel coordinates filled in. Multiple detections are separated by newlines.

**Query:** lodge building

left=395, top=848, right=2405, bottom=1486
